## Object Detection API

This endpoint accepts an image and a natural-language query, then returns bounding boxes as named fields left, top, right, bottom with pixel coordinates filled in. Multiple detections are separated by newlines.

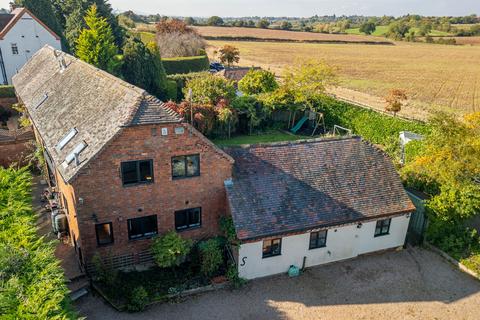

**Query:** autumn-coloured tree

left=156, top=18, right=196, bottom=34
left=385, top=89, right=407, bottom=116
left=219, top=45, right=240, bottom=67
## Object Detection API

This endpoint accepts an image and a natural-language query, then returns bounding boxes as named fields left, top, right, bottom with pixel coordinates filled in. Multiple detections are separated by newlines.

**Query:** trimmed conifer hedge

left=0, top=167, right=77, bottom=319
left=162, top=55, right=209, bottom=75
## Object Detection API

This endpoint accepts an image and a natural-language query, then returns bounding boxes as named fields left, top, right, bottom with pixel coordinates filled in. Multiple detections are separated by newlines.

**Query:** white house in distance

left=224, top=137, right=415, bottom=280
left=0, top=7, right=61, bottom=85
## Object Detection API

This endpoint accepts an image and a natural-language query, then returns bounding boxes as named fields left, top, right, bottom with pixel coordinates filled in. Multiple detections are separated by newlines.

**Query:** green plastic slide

left=290, top=115, right=309, bottom=133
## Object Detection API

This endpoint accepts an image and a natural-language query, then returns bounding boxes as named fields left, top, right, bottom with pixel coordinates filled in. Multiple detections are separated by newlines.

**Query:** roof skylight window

left=56, top=128, right=77, bottom=151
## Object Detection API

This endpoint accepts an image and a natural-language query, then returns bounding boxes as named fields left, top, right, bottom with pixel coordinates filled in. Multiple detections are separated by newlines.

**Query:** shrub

left=126, top=286, right=149, bottom=312
left=226, top=263, right=246, bottom=289
left=92, top=253, right=119, bottom=287
left=183, top=73, right=236, bottom=104
left=162, top=56, right=210, bottom=75
left=0, top=85, right=15, bottom=98
left=219, top=216, right=238, bottom=245
left=167, top=72, right=209, bottom=101
left=151, top=231, right=192, bottom=268
left=238, top=69, right=278, bottom=95
left=198, top=238, right=224, bottom=277
left=165, top=80, right=178, bottom=101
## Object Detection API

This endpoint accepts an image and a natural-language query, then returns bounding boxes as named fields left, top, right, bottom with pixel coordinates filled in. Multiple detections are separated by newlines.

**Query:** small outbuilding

left=224, top=137, right=415, bottom=279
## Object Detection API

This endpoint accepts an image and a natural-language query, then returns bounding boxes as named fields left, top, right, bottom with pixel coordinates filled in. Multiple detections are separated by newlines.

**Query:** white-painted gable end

left=0, top=8, right=61, bottom=85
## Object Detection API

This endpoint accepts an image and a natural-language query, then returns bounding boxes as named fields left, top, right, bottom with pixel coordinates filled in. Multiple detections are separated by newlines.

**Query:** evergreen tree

left=121, top=37, right=167, bottom=98
left=76, top=5, right=118, bottom=73
left=60, top=0, right=124, bottom=51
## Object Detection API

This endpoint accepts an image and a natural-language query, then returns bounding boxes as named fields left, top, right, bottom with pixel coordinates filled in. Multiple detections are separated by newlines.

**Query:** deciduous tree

left=359, top=21, right=376, bottom=35
left=385, top=89, right=407, bottom=116
left=238, top=69, right=278, bottom=95
left=219, top=45, right=240, bottom=67
left=207, top=16, right=224, bottom=26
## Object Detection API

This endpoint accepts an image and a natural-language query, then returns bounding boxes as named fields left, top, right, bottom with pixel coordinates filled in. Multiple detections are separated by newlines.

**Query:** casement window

left=95, top=222, right=114, bottom=246
left=175, top=207, right=201, bottom=231
left=121, top=160, right=154, bottom=186
left=309, top=230, right=327, bottom=249
left=171, top=154, right=200, bottom=179
left=11, top=43, right=18, bottom=55
left=374, top=218, right=391, bottom=237
left=262, top=238, right=282, bottom=258
left=127, top=215, right=158, bottom=240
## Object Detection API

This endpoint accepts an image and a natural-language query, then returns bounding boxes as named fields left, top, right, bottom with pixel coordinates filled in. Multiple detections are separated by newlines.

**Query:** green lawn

left=213, top=130, right=311, bottom=146
left=345, top=26, right=452, bottom=37
left=345, top=26, right=388, bottom=36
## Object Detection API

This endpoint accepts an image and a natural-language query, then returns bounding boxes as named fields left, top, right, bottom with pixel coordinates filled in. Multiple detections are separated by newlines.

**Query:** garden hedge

left=0, top=85, right=15, bottom=98
left=316, top=96, right=430, bottom=158
left=162, top=55, right=209, bottom=75
left=167, top=72, right=209, bottom=101
left=0, top=167, right=77, bottom=319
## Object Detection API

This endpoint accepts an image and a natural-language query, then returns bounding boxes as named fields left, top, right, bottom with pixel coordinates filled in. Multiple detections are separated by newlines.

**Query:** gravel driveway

left=75, top=247, right=480, bottom=320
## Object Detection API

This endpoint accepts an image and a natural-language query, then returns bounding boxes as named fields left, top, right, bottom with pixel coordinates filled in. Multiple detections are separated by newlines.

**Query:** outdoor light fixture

left=91, top=213, right=98, bottom=223
left=78, top=197, right=84, bottom=205
left=357, top=223, right=363, bottom=229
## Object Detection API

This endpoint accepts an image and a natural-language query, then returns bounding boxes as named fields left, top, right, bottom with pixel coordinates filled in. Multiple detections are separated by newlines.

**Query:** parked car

left=210, top=62, right=225, bottom=72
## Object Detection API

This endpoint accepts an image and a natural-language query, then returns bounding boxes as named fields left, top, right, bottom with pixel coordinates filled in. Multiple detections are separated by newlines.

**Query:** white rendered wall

left=238, top=215, right=410, bottom=279
left=0, top=12, right=61, bottom=84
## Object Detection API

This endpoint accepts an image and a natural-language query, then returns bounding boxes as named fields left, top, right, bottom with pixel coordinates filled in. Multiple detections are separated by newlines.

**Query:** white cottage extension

left=224, top=137, right=416, bottom=280
left=0, top=7, right=61, bottom=85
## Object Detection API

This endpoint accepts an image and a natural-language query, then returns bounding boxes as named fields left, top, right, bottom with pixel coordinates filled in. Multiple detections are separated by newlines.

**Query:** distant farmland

left=194, top=26, right=391, bottom=44
left=207, top=39, right=480, bottom=118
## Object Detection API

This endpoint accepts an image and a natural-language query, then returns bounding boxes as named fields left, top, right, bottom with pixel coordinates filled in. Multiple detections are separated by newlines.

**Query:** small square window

left=171, top=154, right=200, bottom=179
left=121, top=160, right=153, bottom=186
left=374, top=218, right=391, bottom=237
left=262, top=238, right=282, bottom=258
left=95, top=222, right=113, bottom=246
left=175, top=207, right=201, bottom=231
left=309, top=230, right=327, bottom=249
left=11, top=43, right=18, bottom=55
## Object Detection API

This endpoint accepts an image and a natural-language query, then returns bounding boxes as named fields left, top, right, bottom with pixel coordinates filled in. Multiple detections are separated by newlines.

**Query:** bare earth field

left=195, top=26, right=390, bottom=43
left=76, top=247, right=480, bottom=320
left=207, top=39, right=480, bottom=118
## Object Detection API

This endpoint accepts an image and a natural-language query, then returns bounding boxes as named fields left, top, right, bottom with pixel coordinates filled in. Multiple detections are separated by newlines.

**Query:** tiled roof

left=131, top=95, right=182, bottom=125
left=224, top=137, right=415, bottom=241
left=217, top=67, right=260, bottom=81
left=0, top=14, right=14, bottom=32
left=13, top=46, right=181, bottom=182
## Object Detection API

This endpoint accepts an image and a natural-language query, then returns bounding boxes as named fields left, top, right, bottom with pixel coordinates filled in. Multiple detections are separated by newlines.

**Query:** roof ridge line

left=223, top=135, right=361, bottom=149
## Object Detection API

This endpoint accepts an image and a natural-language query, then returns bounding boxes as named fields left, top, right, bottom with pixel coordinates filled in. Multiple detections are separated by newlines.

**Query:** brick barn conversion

left=13, top=46, right=233, bottom=270
left=13, top=46, right=415, bottom=278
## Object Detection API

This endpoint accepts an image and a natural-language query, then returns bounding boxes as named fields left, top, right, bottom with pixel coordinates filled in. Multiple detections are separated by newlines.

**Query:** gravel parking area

left=76, top=247, right=480, bottom=320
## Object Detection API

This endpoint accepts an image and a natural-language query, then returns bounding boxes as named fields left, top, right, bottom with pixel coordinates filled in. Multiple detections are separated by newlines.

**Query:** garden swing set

left=290, top=110, right=326, bottom=136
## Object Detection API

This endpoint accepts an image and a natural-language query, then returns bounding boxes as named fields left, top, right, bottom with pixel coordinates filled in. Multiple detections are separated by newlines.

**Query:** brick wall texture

left=56, top=123, right=233, bottom=266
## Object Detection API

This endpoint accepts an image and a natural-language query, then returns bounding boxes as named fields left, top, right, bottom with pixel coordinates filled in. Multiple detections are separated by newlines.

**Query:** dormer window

left=11, top=43, right=18, bottom=55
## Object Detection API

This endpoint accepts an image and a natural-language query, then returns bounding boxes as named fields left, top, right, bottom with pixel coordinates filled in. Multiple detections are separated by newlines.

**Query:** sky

left=1, top=0, right=479, bottom=17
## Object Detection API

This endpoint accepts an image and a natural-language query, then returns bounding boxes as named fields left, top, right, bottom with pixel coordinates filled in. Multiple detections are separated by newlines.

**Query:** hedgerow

left=314, top=96, right=430, bottom=158
left=0, top=167, right=76, bottom=319
left=0, top=85, right=15, bottom=98
left=162, top=55, right=209, bottom=75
